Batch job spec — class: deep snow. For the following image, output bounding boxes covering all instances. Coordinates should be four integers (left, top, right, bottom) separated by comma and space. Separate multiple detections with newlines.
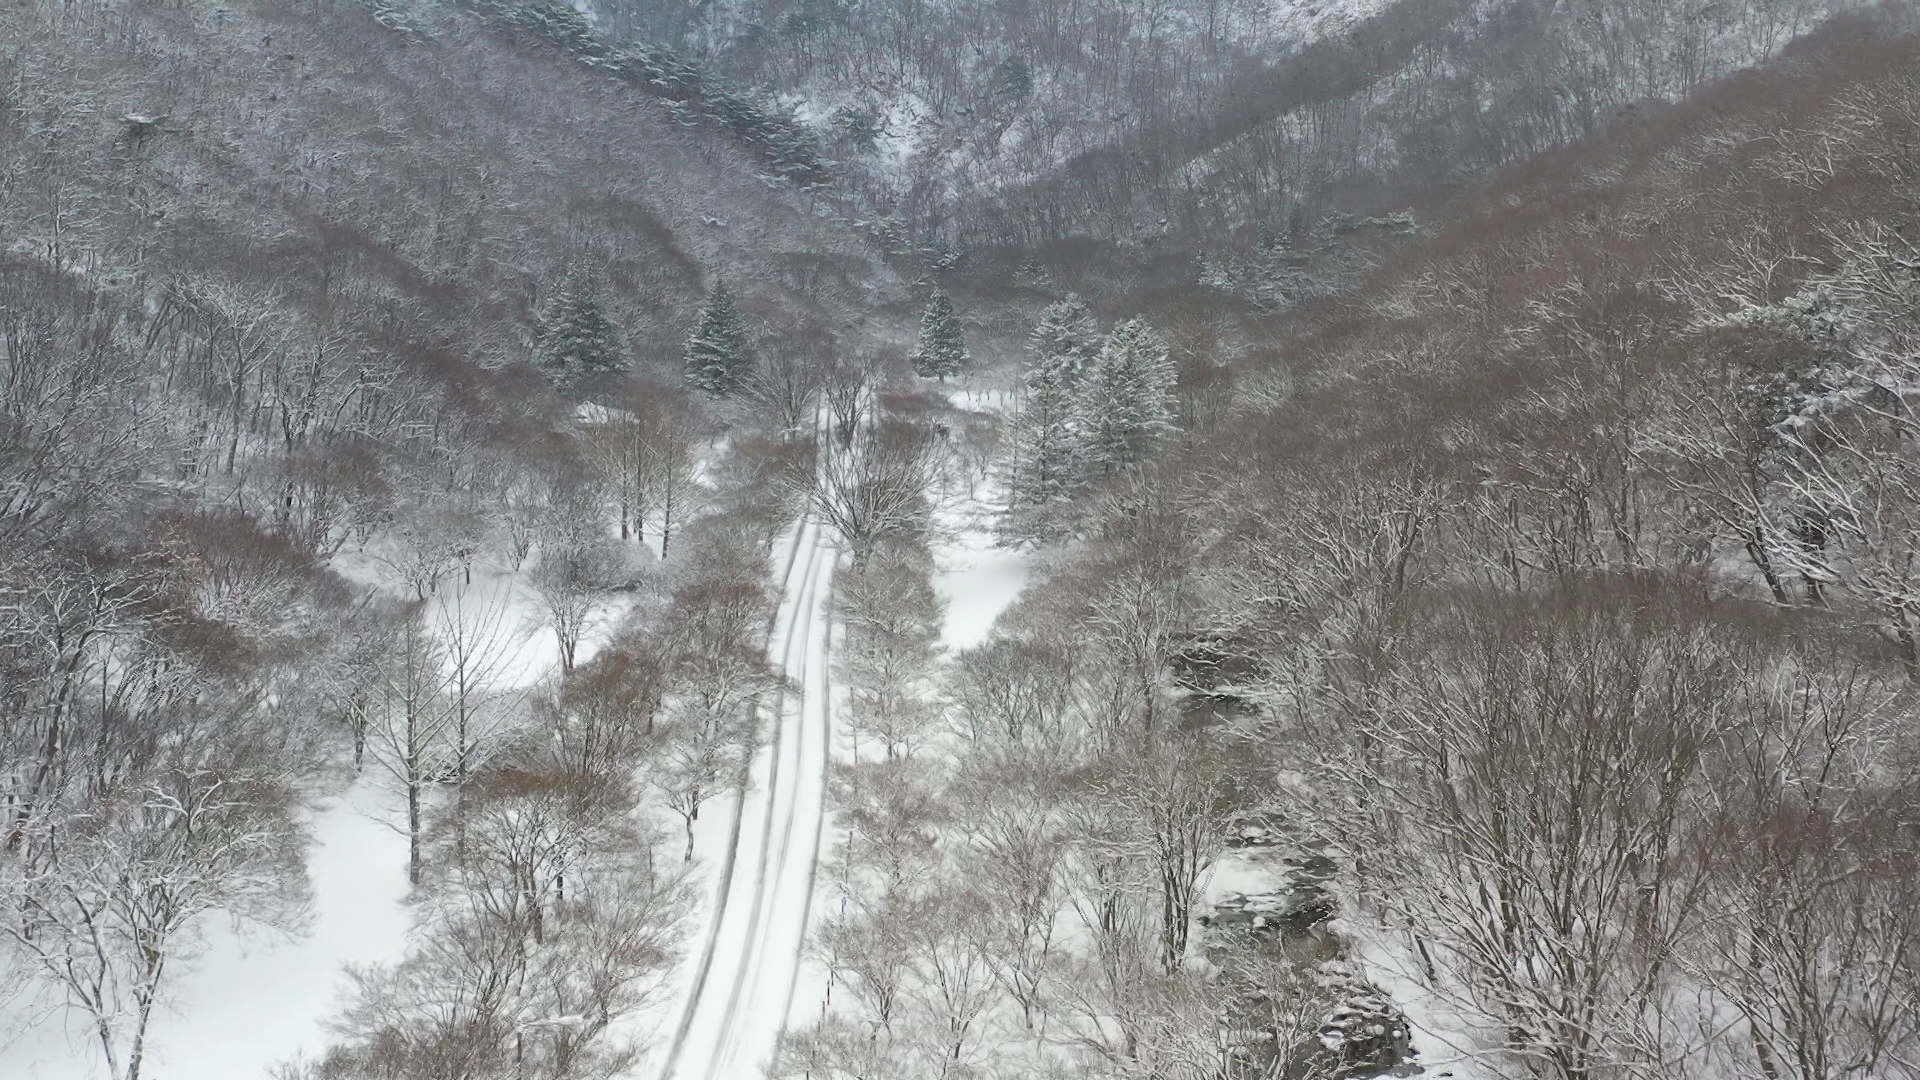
0, 783, 413, 1080
0, 389, 1034, 1080
934, 388, 1032, 649
0, 557, 630, 1079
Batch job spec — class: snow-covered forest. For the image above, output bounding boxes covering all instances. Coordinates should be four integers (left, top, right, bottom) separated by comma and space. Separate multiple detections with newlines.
4, 0, 1920, 1079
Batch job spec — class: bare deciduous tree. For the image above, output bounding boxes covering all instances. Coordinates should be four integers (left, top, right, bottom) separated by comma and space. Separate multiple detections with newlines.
361, 605, 456, 887
836, 542, 945, 761
657, 579, 778, 858
802, 415, 944, 566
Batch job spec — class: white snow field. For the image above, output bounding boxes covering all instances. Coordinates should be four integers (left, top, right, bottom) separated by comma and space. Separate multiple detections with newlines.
0, 552, 628, 1079
0, 396, 1003, 1080
651, 512, 839, 1080
0, 783, 413, 1080
932, 498, 1030, 650
937, 388, 1032, 650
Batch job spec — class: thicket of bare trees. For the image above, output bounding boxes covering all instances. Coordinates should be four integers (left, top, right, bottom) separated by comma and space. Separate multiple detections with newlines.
291, 520, 791, 1078
1167, 28, 1920, 1075
0, 0, 898, 1074
784, 12, 1920, 1079
12, 0, 1920, 1076
801, 406, 947, 564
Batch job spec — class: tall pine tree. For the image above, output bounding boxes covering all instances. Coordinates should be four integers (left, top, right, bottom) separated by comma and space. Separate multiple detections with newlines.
1076, 317, 1175, 478
1027, 294, 1100, 382
685, 282, 756, 397
911, 288, 968, 381
536, 275, 629, 395
1003, 296, 1102, 540
1003, 357, 1080, 542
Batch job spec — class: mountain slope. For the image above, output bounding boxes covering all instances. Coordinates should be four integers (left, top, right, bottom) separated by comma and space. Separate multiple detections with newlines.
587, 0, 1878, 248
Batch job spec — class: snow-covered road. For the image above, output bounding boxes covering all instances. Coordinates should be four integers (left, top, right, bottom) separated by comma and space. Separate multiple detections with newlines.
653, 510, 838, 1080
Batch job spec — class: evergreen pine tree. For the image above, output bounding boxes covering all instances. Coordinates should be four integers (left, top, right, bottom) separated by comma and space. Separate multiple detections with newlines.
535, 275, 630, 395
1002, 295, 1102, 540
1003, 355, 1081, 542
1027, 294, 1100, 382
684, 282, 756, 397
911, 288, 969, 381
1076, 317, 1175, 478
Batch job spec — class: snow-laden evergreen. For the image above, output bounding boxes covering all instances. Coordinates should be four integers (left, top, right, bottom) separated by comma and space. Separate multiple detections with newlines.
685, 282, 757, 397
911, 288, 968, 381
535, 275, 630, 394
1002, 302, 1182, 538
1076, 317, 1175, 478
1025, 293, 1100, 382
1002, 296, 1103, 540
1002, 363, 1080, 541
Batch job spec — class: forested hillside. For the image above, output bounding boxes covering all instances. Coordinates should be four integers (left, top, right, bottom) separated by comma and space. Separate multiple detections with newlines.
6, 0, 1920, 1079
775, 4, 1920, 1077
590, 0, 1879, 245
0, 0, 895, 1076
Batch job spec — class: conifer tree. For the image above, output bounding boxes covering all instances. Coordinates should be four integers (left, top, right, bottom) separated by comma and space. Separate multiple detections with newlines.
1076, 317, 1175, 478
685, 282, 756, 397
911, 288, 968, 382
1027, 294, 1100, 382
1003, 296, 1102, 540
1003, 357, 1081, 541
535, 275, 629, 394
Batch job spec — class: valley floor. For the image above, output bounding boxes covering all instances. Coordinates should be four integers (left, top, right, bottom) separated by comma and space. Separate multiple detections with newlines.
664, 386, 1036, 1078
0, 387, 1040, 1080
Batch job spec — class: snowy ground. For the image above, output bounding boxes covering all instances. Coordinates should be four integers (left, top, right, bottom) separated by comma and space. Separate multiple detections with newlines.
932, 508, 1030, 650
0, 547, 636, 1079
0, 783, 414, 1080
1342, 920, 1492, 1080
933, 388, 1032, 649
0, 390, 1032, 1080
647, 512, 838, 1080
147, 783, 414, 1076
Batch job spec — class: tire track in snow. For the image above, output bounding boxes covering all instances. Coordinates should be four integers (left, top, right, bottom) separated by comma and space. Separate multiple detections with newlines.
711, 528, 832, 1078
653, 509, 820, 1080
657, 407, 838, 1080
777, 560, 836, 1035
